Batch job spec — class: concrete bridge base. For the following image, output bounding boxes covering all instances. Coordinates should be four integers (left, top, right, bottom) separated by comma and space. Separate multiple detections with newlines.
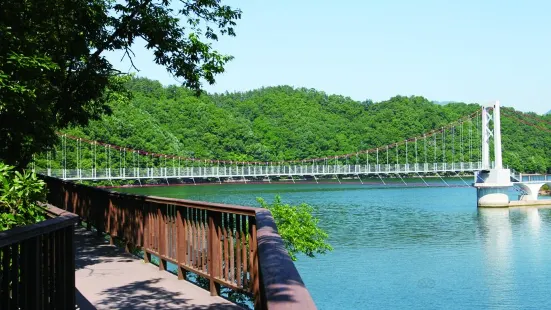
476, 187, 510, 207
474, 169, 513, 208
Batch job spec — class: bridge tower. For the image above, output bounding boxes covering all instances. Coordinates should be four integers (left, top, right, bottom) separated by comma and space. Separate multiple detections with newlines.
474, 101, 513, 207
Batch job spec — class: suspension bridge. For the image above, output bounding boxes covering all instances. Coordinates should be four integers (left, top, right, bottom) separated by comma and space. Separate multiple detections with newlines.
34, 113, 485, 183
32, 101, 551, 207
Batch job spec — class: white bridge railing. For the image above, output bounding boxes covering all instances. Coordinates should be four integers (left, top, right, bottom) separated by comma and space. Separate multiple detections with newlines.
37, 162, 483, 181
516, 174, 551, 183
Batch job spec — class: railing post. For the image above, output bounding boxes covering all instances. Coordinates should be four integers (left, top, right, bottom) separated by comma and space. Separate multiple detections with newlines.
64, 226, 76, 307
249, 216, 260, 308
176, 207, 188, 280
143, 203, 151, 264
208, 211, 221, 296
108, 198, 114, 244
31, 236, 43, 308
158, 207, 166, 271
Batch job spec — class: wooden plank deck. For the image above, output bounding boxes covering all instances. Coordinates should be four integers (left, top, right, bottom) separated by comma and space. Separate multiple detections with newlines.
74, 227, 242, 310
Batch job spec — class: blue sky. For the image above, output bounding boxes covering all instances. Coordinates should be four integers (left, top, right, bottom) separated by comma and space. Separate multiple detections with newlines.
105, 0, 551, 114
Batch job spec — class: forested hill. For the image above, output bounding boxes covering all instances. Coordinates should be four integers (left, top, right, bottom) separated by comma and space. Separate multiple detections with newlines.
63, 77, 551, 173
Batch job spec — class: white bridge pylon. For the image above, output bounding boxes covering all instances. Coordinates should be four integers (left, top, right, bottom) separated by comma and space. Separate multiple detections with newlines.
474, 101, 516, 207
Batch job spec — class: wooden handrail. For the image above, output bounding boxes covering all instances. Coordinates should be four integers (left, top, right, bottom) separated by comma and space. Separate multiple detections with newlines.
145, 195, 257, 216
41, 175, 317, 309
255, 209, 316, 309
42, 203, 79, 218
0, 205, 77, 308
0, 205, 78, 247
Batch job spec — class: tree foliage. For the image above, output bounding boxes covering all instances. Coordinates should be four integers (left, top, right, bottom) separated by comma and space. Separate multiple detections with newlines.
257, 196, 332, 261
0, 163, 46, 231
0, 0, 240, 168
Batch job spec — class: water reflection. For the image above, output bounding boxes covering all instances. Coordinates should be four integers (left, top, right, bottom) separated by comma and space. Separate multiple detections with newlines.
477, 208, 516, 308
525, 208, 543, 279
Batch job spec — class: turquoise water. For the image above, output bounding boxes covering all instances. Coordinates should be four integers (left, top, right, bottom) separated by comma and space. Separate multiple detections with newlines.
117, 182, 551, 309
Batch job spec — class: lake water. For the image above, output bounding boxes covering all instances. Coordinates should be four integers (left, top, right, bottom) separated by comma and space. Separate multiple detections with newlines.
117, 181, 551, 309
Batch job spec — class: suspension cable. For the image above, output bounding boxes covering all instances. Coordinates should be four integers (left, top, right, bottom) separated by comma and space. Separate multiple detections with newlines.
433, 133, 437, 163
452, 126, 455, 163
442, 127, 445, 162
477, 110, 481, 161
76, 138, 79, 173
423, 135, 427, 163
415, 137, 418, 164
469, 119, 473, 162
108, 145, 111, 175
460, 122, 464, 162
395, 143, 398, 165
63, 134, 67, 177
405, 140, 408, 165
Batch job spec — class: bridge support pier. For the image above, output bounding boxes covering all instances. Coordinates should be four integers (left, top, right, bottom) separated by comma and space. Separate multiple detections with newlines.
515, 182, 545, 201
474, 169, 512, 207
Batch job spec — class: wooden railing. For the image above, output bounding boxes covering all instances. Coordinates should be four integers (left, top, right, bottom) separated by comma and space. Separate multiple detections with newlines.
0, 205, 79, 309
42, 176, 316, 309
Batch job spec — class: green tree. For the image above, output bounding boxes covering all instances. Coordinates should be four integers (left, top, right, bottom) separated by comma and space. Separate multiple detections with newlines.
0, 0, 241, 169
257, 196, 332, 261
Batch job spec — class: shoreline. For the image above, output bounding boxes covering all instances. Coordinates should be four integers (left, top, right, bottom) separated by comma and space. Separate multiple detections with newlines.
509, 200, 551, 207
99, 180, 472, 189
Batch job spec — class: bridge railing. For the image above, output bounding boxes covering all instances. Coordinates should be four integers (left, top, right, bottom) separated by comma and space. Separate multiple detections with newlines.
0, 204, 79, 309
519, 174, 551, 182
36, 162, 483, 180
42, 176, 316, 309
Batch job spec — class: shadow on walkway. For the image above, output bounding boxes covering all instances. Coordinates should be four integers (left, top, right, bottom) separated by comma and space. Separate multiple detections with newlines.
75, 227, 134, 271
74, 226, 243, 309
94, 278, 242, 310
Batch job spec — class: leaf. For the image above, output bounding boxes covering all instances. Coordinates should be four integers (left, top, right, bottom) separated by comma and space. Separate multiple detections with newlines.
0, 163, 46, 231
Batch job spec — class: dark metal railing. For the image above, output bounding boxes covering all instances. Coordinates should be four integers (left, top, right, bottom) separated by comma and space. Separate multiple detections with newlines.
0, 205, 78, 309
42, 176, 316, 309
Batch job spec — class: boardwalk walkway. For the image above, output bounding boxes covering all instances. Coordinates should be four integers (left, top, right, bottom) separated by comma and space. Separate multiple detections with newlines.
74, 227, 242, 310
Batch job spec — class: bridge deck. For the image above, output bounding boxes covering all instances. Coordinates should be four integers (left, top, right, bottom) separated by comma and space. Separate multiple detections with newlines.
74, 227, 242, 310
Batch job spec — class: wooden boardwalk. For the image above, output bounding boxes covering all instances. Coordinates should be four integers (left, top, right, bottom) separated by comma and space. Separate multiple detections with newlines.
74, 227, 242, 310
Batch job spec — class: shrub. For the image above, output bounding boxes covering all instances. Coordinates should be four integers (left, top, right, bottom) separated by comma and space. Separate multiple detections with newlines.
0, 163, 46, 231
257, 195, 332, 261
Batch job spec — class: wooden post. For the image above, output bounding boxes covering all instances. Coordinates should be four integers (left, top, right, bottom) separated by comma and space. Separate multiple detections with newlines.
236, 215, 242, 288
143, 203, 150, 264
108, 197, 114, 244
30, 236, 42, 309
158, 207, 166, 271
241, 214, 248, 288
176, 207, 188, 280
249, 216, 260, 308
208, 210, 221, 296
65, 226, 76, 307
54, 229, 64, 308
229, 214, 235, 284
